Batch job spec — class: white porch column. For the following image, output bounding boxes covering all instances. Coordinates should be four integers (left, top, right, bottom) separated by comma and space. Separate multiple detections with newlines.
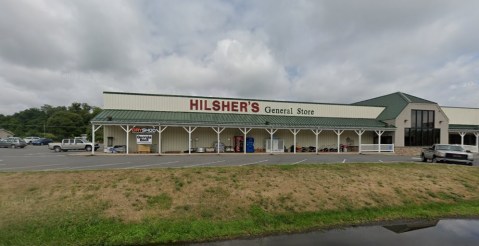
311, 129, 322, 154
239, 128, 252, 154
265, 128, 278, 154
459, 132, 467, 147
91, 124, 95, 155
289, 129, 301, 154
212, 127, 225, 154
334, 130, 344, 153
91, 124, 102, 155
354, 130, 365, 153
475, 132, 479, 150
120, 125, 133, 154
158, 126, 168, 155
183, 126, 197, 155
375, 130, 385, 153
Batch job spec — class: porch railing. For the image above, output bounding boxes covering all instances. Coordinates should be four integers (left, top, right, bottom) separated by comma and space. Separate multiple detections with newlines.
462, 145, 478, 153
361, 144, 395, 152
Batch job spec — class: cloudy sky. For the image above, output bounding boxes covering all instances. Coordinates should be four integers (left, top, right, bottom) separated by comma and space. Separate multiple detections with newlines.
1, 0, 478, 115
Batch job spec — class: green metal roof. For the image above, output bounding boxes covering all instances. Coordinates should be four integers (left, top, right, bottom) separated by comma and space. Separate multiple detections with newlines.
449, 124, 479, 131
353, 92, 437, 120
92, 109, 393, 129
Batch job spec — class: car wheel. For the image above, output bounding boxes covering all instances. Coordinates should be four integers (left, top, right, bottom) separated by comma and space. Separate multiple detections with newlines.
11, 144, 16, 149
421, 154, 427, 162
54, 146, 61, 152
85, 146, 92, 152
432, 156, 438, 163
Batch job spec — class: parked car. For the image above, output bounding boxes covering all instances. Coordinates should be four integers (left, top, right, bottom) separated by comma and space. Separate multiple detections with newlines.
32, 138, 54, 146
24, 136, 41, 144
421, 144, 474, 165
48, 138, 99, 152
0, 138, 27, 148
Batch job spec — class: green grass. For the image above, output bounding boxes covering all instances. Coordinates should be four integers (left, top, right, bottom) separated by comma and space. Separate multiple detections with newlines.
2, 200, 479, 246
1, 162, 479, 245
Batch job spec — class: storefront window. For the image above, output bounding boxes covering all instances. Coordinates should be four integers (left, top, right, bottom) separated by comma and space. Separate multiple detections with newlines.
449, 133, 477, 145
405, 110, 439, 146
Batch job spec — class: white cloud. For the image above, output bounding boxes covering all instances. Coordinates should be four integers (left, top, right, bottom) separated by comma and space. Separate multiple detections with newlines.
1, 0, 479, 115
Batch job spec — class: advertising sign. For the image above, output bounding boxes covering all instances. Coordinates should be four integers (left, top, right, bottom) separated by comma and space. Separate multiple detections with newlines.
136, 135, 152, 144
131, 127, 157, 134
105, 92, 385, 119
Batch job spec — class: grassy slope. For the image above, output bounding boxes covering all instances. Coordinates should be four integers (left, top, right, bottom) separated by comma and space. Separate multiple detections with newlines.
1, 163, 479, 245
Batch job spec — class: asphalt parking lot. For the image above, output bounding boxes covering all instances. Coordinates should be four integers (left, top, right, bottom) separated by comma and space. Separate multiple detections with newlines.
0, 145, 477, 172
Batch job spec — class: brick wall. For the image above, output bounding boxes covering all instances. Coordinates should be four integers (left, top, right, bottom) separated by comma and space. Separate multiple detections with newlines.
395, 147, 423, 156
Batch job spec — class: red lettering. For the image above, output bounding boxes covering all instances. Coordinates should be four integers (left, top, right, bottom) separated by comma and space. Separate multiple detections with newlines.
204, 100, 211, 110
190, 99, 199, 110
132, 127, 141, 133
222, 101, 231, 111
231, 101, 239, 112
251, 102, 259, 113
240, 102, 247, 112
212, 100, 220, 111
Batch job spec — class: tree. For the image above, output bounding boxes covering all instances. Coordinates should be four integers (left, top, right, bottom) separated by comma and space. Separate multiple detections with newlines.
1, 103, 101, 139
46, 111, 84, 139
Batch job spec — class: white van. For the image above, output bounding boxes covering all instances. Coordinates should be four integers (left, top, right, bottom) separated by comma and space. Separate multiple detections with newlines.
24, 136, 40, 144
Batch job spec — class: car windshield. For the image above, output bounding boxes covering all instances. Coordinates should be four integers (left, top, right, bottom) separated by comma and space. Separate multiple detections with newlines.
435, 145, 451, 150
450, 145, 465, 151
436, 145, 464, 151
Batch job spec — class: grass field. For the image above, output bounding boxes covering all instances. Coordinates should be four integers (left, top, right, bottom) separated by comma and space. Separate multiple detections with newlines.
1, 163, 479, 245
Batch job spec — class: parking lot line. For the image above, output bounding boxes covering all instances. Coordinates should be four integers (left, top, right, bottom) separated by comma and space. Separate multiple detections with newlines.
240, 160, 269, 166
59, 162, 134, 170
122, 161, 180, 169
292, 159, 308, 165
0, 163, 71, 171
185, 160, 226, 167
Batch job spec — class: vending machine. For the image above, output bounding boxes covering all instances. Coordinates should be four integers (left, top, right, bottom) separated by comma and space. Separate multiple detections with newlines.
234, 136, 243, 152
245, 137, 255, 153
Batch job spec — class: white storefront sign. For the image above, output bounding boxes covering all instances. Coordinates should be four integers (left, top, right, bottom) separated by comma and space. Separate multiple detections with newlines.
104, 92, 384, 119
136, 135, 153, 144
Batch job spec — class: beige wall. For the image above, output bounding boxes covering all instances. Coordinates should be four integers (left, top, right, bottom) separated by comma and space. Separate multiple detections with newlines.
442, 107, 479, 125
104, 93, 384, 119
393, 103, 449, 147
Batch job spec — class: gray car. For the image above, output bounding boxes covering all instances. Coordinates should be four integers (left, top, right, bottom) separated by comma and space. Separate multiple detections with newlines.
0, 138, 27, 148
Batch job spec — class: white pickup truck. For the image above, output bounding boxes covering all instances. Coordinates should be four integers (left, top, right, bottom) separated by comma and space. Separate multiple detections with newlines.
48, 138, 99, 152
421, 144, 474, 166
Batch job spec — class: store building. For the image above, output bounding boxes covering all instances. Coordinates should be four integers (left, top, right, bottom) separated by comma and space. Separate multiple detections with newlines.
90, 91, 479, 155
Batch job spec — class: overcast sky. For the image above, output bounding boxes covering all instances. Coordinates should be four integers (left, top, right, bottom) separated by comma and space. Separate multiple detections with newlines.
1, 0, 478, 115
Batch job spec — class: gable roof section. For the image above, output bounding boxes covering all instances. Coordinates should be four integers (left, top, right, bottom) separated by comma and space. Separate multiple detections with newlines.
92, 109, 393, 129
353, 92, 436, 120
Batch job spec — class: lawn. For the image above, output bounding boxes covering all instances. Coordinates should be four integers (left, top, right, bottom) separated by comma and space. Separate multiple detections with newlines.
1, 163, 478, 245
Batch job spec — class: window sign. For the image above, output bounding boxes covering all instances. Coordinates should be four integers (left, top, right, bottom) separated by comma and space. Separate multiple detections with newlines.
136, 135, 152, 144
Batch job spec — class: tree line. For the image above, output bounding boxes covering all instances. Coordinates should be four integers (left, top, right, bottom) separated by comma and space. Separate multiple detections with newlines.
0, 103, 102, 141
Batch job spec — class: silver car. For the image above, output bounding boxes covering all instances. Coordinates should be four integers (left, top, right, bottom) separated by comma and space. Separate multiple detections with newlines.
0, 138, 27, 148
